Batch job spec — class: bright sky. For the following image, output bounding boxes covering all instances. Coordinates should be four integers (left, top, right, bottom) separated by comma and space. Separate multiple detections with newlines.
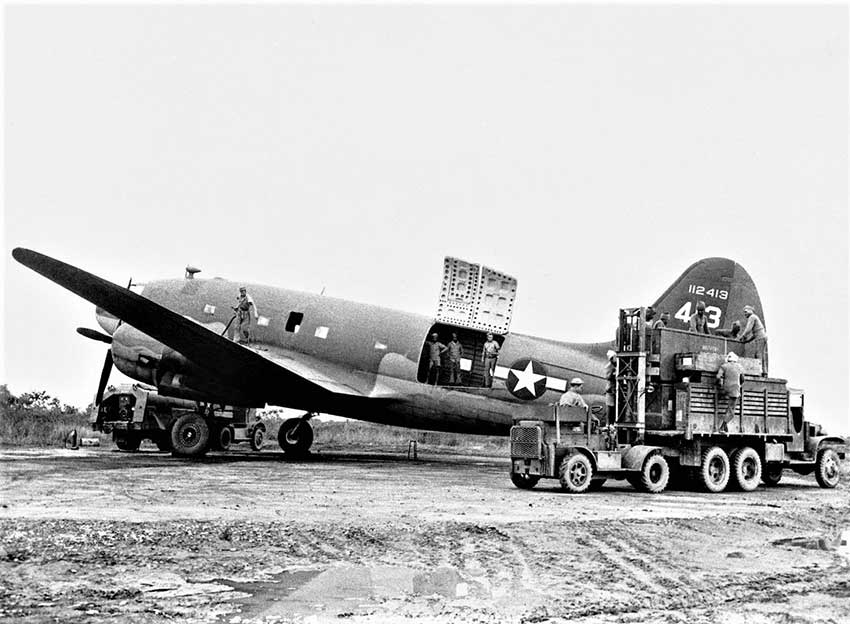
3, 6, 848, 433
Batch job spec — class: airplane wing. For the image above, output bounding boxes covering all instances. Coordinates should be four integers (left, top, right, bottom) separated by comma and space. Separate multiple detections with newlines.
12, 248, 337, 405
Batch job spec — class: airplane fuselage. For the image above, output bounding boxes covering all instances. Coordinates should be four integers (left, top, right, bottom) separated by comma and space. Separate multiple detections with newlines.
105, 277, 612, 435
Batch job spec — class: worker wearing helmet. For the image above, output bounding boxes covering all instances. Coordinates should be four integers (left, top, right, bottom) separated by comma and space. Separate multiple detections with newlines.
559, 378, 589, 410
716, 352, 745, 433
688, 301, 712, 335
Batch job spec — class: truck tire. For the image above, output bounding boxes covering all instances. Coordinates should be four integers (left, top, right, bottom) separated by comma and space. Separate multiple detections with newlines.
170, 413, 210, 457
731, 447, 762, 492
510, 472, 540, 490
216, 426, 233, 451
815, 448, 841, 489
761, 463, 783, 486
558, 452, 593, 493
638, 453, 670, 493
699, 446, 730, 493
250, 424, 266, 452
115, 433, 141, 451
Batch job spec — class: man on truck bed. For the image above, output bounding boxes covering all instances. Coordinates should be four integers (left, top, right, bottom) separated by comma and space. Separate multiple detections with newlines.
716, 352, 744, 433
689, 301, 712, 335
740, 305, 768, 376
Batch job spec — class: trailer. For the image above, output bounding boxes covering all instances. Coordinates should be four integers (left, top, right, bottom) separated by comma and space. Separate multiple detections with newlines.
510, 307, 846, 493
92, 385, 266, 457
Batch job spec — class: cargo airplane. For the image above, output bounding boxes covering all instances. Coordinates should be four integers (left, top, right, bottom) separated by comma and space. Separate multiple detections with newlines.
12, 249, 764, 456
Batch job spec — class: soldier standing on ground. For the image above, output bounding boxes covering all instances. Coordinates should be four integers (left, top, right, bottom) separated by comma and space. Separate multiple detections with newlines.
446, 333, 464, 385
689, 301, 712, 335
739, 305, 768, 376
482, 333, 500, 388
716, 352, 745, 433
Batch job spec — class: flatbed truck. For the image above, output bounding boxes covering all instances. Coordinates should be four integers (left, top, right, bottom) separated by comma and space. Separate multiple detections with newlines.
510, 307, 846, 493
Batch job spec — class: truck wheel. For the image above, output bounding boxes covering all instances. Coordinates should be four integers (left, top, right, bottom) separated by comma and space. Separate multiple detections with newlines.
115, 433, 141, 451
216, 426, 233, 451
278, 418, 313, 456
815, 448, 841, 489
639, 453, 670, 493
558, 452, 593, 493
170, 413, 210, 457
699, 446, 730, 493
510, 473, 540, 490
250, 424, 266, 452
731, 447, 761, 491
761, 463, 783, 486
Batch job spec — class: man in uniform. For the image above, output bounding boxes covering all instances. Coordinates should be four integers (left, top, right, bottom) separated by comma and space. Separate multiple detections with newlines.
427, 332, 448, 385
482, 333, 500, 388
232, 287, 258, 343
716, 352, 745, 433
739, 305, 768, 376
604, 350, 617, 426
689, 300, 711, 335
446, 333, 464, 385
559, 378, 598, 430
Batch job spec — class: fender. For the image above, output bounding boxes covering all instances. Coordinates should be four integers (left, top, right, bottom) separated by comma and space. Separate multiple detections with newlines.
807, 435, 848, 459
621, 445, 665, 471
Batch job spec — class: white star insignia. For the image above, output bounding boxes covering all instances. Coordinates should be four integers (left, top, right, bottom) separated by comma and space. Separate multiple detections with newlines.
510, 361, 546, 396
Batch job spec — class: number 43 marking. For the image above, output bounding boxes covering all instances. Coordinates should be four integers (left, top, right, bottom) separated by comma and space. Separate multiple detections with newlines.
674, 302, 722, 328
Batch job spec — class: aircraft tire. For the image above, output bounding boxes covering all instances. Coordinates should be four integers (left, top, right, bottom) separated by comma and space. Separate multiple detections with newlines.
250, 423, 266, 451
278, 418, 313, 456
510, 472, 540, 490
638, 453, 670, 493
815, 448, 841, 489
170, 413, 210, 457
115, 433, 141, 452
730, 447, 761, 491
761, 462, 783, 486
558, 452, 593, 494
699, 446, 730, 493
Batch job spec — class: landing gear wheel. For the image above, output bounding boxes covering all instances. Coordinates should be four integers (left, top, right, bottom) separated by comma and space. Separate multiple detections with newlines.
558, 452, 593, 493
731, 447, 762, 491
761, 463, 783, 486
510, 472, 540, 490
115, 433, 141, 451
699, 446, 730, 493
588, 478, 607, 491
277, 418, 314, 456
170, 413, 210, 457
815, 448, 841, 489
639, 453, 670, 493
250, 423, 266, 452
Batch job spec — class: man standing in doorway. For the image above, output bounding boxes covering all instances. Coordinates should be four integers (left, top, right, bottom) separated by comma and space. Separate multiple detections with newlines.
446, 333, 464, 385
427, 332, 448, 386
482, 333, 500, 388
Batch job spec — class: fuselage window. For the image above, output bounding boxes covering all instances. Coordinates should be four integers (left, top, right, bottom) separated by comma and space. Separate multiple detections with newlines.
285, 312, 304, 333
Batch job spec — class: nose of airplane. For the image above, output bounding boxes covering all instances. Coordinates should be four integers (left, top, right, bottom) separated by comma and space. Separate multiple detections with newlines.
95, 306, 120, 335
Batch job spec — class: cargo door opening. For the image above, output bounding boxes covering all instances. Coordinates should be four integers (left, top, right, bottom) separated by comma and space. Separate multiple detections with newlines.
416, 323, 504, 387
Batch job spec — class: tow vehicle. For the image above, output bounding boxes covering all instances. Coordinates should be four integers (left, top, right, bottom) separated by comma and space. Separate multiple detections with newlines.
510, 308, 846, 493
93, 384, 266, 456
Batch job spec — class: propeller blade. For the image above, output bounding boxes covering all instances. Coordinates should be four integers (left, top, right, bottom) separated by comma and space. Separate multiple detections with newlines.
77, 327, 113, 344
95, 350, 114, 406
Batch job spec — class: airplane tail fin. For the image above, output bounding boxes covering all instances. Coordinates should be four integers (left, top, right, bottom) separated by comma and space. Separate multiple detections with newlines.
651, 258, 764, 333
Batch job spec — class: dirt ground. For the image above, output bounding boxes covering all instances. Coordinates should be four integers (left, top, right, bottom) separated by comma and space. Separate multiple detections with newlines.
0, 443, 848, 624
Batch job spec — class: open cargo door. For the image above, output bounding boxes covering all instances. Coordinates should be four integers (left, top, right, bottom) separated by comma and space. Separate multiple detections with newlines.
435, 257, 517, 335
